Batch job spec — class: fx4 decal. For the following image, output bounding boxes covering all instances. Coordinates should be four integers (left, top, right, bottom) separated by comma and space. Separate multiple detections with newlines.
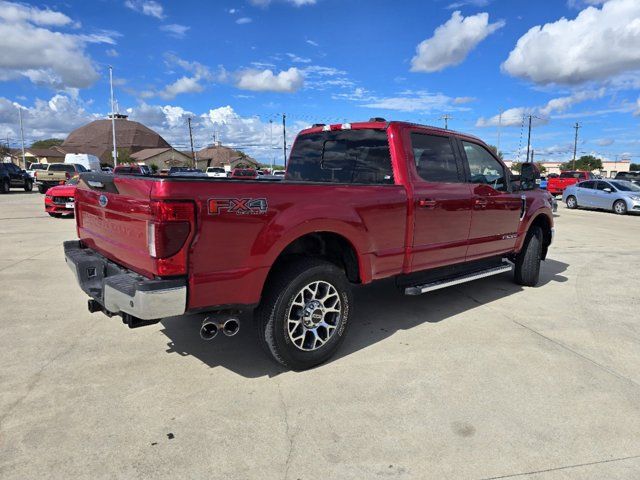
208, 198, 268, 215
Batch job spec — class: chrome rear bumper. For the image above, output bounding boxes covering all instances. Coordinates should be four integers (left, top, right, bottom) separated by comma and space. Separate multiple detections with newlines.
64, 240, 186, 320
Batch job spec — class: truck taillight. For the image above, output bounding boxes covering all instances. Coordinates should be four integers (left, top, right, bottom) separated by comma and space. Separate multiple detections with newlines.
148, 201, 195, 276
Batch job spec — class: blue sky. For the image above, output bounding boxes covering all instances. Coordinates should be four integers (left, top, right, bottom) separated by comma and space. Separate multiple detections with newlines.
1, 0, 639, 164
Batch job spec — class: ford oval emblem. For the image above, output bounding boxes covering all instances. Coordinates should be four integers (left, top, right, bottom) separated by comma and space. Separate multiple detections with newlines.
98, 194, 108, 207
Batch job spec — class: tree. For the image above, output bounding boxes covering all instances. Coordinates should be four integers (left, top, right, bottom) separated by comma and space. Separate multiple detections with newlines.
488, 145, 504, 161
560, 155, 602, 172
30, 138, 64, 149
630, 163, 640, 171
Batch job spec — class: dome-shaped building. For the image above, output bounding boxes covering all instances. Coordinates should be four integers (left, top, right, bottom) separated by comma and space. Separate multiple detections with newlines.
61, 114, 171, 164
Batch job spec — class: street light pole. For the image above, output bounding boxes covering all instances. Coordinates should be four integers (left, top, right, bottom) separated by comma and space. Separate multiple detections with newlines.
109, 66, 118, 167
572, 122, 581, 170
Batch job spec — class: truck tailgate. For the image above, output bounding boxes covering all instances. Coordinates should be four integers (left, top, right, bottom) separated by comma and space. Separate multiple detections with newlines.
75, 173, 159, 278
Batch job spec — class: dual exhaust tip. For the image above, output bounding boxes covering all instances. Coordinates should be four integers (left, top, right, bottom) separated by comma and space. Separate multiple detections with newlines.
200, 317, 240, 341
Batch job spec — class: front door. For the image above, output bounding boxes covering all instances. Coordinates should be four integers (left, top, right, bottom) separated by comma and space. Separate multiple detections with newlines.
409, 131, 472, 271
575, 180, 597, 207
460, 140, 523, 260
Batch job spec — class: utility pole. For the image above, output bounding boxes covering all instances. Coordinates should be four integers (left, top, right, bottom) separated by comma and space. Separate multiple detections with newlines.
18, 107, 26, 170
440, 114, 452, 130
525, 114, 533, 163
572, 122, 581, 170
109, 66, 118, 167
188, 117, 196, 168
530, 149, 534, 164
269, 119, 274, 172
496, 108, 503, 152
282, 113, 287, 167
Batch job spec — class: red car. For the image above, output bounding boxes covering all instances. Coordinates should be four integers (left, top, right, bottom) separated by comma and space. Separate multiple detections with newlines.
230, 168, 258, 179
45, 178, 77, 217
547, 170, 594, 196
65, 119, 554, 370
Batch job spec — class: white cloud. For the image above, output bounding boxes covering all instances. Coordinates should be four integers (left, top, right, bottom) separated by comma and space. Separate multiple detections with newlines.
595, 138, 615, 146
0, 0, 72, 26
454, 96, 475, 104
0, 2, 117, 89
306, 39, 319, 47
236, 67, 304, 92
411, 11, 505, 72
158, 76, 204, 99
286, 53, 311, 63
236, 17, 252, 24
106, 49, 119, 57
334, 88, 465, 114
503, 0, 640, 85
250, 0, 317, 6
477, 90, 605, 127
124, 0, 165, 19
635, 96, 640, 116
566, 0, 608, 8
447, 0, 490, 9
0, 94, 98, 142
160, 24, 190, 38
127, 103, 301, 163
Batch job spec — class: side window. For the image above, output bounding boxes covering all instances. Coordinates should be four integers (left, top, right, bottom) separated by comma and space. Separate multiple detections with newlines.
580, 181, 595, 189
76, 164, 87, 172
410, 133, 461, 183
597, 181, 613, 191
462, 141, 507, 192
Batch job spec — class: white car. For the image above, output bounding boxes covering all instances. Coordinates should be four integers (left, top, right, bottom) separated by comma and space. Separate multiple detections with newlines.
206, 167, 227, 178
27, 163, 47, 179
273, 170, 285, 177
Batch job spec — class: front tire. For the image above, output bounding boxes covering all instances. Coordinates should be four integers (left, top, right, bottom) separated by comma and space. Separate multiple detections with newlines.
24, 180, 33, 192
37, 184, 46, 194
514, 226, 543, 287
256, 258, 353, 370
1, 179, 9, 194
613, 200, 627, 215
566, 195, 578, 209
48, 212, 62, 218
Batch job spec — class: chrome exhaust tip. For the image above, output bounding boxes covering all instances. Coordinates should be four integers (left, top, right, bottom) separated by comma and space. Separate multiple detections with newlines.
222, 318, 240, 337
200, 319, 219, 341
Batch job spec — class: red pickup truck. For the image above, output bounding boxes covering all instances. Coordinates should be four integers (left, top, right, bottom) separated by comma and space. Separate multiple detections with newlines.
64, 120, 554, 370
547, 170, 594, 196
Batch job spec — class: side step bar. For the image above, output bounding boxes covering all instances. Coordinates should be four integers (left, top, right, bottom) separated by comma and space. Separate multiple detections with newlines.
404, 262, 513, 296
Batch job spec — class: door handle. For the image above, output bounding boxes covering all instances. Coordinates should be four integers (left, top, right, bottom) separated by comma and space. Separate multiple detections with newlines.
474, 198, 489, 209
418, 199, 437, 209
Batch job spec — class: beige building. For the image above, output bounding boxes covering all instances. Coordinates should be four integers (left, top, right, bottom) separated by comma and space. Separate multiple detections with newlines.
130, 148, 193, 171
196, 143, 259, 171
505, 159, 631, 178
23, 147, 66, 167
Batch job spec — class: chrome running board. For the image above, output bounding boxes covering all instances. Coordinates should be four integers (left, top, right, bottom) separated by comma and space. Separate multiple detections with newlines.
404, 262, 513, 296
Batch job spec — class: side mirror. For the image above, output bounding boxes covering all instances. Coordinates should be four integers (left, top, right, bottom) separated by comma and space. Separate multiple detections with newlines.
603, 187, 612, 193
519, 163, 540, 191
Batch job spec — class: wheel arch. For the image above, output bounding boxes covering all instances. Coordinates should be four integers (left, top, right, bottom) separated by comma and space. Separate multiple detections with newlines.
527, 213, 553, 260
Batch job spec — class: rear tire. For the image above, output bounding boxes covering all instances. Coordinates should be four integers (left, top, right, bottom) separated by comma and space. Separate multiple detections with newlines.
514, 226, 543, 287
48, 212, 62, 218
37, 184, 47, 194
566, 195, 578, 209
613, 200, 627, 215
1, 179, 9, 194
255, 258, 353, 370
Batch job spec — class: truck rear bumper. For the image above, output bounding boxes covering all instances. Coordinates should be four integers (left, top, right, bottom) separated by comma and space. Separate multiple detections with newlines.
64, 240, 186, 320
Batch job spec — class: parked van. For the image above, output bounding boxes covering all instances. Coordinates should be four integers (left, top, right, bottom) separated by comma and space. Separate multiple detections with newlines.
64, 153, 101, 172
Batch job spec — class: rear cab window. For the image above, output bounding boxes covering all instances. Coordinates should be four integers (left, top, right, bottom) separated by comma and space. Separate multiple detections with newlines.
410, 133, 462, 183
286, 129, 394, 184
49, 164, 76, 172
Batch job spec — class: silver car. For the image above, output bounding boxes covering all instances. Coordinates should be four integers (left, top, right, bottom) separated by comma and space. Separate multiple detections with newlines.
563, 179, 640, 215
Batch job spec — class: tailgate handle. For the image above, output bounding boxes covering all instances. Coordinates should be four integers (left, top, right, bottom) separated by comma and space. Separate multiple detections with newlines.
87, 180, 105, 188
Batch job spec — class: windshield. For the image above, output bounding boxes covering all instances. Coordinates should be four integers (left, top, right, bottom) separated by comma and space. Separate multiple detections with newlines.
611, 180, 640, 192
67, 177, 80, 186
30, 164, 46, 170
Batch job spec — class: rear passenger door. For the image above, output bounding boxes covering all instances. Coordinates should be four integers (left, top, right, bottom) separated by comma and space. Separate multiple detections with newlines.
409, 131, 472, 271
459, 140, 523, 260
575, 181, 596, 207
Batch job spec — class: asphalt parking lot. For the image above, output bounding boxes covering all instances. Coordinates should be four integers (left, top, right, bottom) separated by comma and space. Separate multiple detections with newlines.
1, 191, 639, 480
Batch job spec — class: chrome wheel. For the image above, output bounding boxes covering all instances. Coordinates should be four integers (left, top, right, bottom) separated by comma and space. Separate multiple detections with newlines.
614, 200, 626, 215
566, 196, 577, 209
287, 280, 342, 351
